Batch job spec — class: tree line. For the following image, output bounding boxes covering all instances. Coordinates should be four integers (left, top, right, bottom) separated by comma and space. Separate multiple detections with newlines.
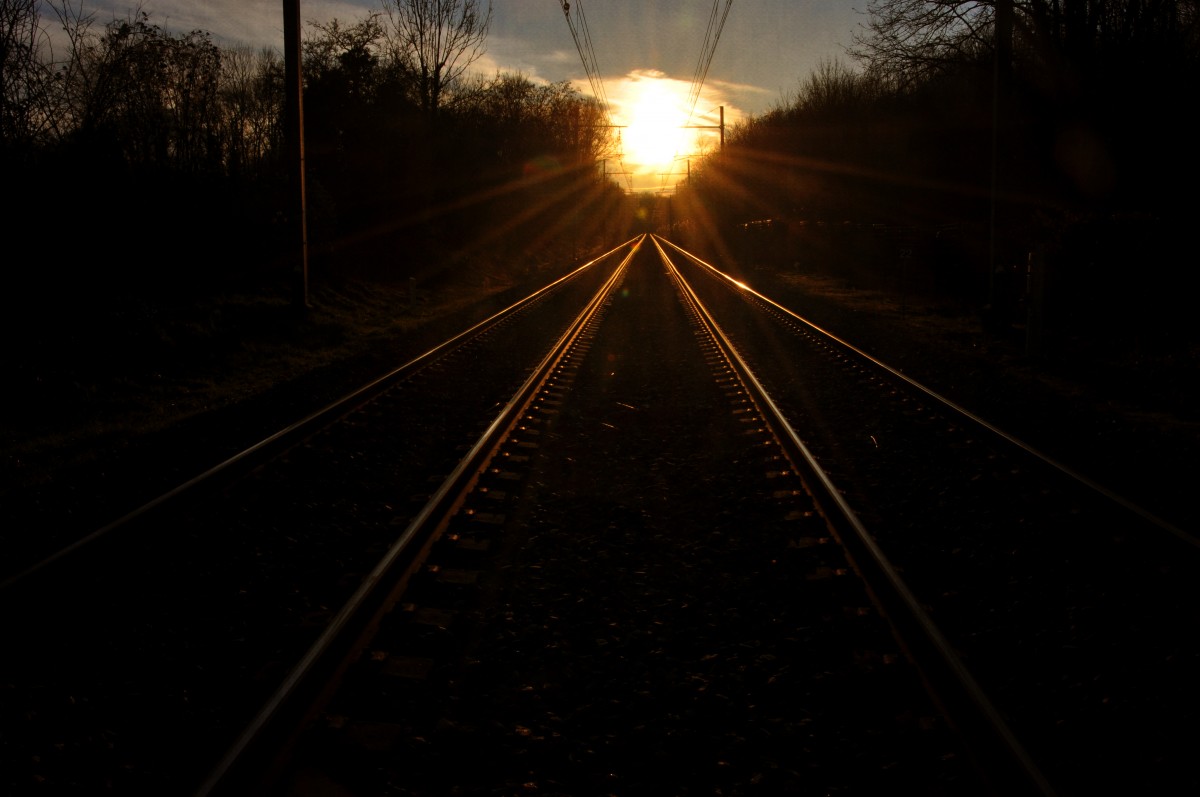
676, 0, 1199, 358
1, 0, 624, 306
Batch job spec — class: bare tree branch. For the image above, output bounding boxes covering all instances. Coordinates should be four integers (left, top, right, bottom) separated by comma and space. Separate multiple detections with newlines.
380, 0, 492, 119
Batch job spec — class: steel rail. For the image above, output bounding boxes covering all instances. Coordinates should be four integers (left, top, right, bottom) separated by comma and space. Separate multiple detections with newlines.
1, 240, 640, 594
196, 237, 643, 796
652, 235, 1057, 797
654, 235, 1197, 550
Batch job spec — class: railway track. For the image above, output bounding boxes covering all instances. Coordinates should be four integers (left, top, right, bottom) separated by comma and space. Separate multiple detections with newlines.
4, 235, 1195, 795
659, 237, 1200, 795
0, 244, 629, 794
204, 238, 1037, 796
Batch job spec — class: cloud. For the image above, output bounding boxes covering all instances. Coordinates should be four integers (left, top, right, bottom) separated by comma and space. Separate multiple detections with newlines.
38, 0, 856, 117
65, 0, 376, 49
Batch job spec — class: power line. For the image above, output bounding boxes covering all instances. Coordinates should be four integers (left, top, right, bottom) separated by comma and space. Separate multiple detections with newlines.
557, 1, 607, 109
656, 1, 731, 189
557, 2, 733, 193
685, 0, 733, 123
557, 1, 632, 190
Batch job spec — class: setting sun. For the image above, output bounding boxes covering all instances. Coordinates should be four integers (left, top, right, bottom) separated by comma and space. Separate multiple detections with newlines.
621, 80, 689, 170
608, 70, 710, 191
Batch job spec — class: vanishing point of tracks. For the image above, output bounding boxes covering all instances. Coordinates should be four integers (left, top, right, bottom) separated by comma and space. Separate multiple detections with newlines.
3, 236, 1197, 796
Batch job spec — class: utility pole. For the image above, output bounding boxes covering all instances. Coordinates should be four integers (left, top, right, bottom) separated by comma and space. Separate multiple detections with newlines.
283, 0, 310, 310
600, 158, 633, 186
683, 106, 725, 151
679, 157, 691, 184
988, 0, 1013, 323
657, 160, 689, 191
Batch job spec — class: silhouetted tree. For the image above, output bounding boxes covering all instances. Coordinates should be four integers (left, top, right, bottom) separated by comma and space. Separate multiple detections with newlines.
0, 0, 48, 150
50, 9, 223, 172
851, 0, 1200, 213
380, 0, 492, 120
218, 45, 282, 177
298, 14, 427, 259
850, 0, 996, 87
853, 0, 1200, 89
451, 73, 610, 172
304, 14, 386, 84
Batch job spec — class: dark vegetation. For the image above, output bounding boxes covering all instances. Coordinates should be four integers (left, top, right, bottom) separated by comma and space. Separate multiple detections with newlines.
1, 0, 1197, 510
0, 1, 632, 487
674, 0, 1199, 408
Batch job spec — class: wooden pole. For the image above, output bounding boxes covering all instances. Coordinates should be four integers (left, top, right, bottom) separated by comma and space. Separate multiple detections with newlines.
283, 0, 310, 309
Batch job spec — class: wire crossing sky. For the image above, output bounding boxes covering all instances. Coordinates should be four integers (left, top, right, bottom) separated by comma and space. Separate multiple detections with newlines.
685, 0, 734, 123
556, 0, 609, 112
555, 0, 634, 190
76, 1, 861, 115
550, 1, 739, 191
74, 1, 866, 189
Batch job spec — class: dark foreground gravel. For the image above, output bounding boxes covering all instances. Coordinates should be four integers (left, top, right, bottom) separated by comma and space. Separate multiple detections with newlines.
282, 245, 990, 796
7, 239, 1195, 796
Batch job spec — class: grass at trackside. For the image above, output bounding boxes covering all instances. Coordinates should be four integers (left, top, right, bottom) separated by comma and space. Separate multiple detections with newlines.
2, 275, 507, 491
6, 252, 1195, 511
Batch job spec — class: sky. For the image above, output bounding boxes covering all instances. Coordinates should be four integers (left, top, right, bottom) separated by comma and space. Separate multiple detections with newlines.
66, 1, 869, 191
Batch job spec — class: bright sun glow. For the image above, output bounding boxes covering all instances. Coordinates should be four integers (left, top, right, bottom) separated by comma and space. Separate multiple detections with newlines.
609, 72, 702, 190
604, 70, 732, 193
621, 81, 690, 170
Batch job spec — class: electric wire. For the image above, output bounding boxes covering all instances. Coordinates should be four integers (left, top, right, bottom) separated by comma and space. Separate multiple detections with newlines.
557, 1, 632, 191
664, 0, 732, 190
685, 1, 718, 115
557, 1, 733, 194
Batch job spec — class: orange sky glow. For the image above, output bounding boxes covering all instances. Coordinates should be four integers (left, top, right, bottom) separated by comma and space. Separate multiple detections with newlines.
602, 70, 735, 194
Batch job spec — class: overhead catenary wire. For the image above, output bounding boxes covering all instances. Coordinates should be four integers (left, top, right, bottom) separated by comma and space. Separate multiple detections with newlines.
661, 0, 732, 190
557, 1, 607, 110
557, 1, 734, 194
685, 0, 733, 124
557, 0, 632, 190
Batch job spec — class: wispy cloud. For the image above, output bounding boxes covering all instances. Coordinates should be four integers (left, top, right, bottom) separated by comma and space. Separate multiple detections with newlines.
41, 0, 860, 118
